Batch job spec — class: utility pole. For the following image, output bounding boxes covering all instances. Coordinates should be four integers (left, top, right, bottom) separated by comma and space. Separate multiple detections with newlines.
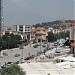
20, 40, 24, 58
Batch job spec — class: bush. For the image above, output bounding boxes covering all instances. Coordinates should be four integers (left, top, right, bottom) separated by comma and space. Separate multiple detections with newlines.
0, 64, 26, 75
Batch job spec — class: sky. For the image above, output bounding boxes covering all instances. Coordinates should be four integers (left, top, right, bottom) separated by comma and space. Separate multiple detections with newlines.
3, 0, 74, 26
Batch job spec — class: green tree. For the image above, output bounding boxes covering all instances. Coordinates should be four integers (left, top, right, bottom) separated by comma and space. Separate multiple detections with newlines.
0, 38, 7, 50
0, 64, 26, 75
2, 34, 21, 49
60, 31, 69, 39
48, 32, 57, 42
64, 40, 71, 46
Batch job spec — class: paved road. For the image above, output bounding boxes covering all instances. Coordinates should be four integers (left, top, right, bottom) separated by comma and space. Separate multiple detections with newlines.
0, 43, 53, 66
0, 42, 70, 67
0, 42, 57, 68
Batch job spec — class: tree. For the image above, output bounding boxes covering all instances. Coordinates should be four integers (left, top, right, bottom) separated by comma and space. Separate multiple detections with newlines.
59, 31, 69, 39
64, 40, 71, 46
0, 64, 26, 75
1, 34, 21, 49
48, 32, 57, 42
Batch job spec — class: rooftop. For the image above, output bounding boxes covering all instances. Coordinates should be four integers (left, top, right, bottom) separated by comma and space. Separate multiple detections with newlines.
36, 27, 45, 31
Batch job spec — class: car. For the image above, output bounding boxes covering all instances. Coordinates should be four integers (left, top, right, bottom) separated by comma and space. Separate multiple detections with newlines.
64, 46, 70, 48
44, 42, 47, 44
30, 55, 35, 58
14, 54, 20, 57
33, 45, 38, 48
24, 57, 31, 60
7, 62, 13, 66
52, 45, 56, 48
1, 65, 5, 69
37, 44, 41, 46
42, 44, 46, 47
54, 44, 58, 46
15, 61, 19, 64
37, 51, 42, 55
3, 53, 8, 56
24, 55, 35, 60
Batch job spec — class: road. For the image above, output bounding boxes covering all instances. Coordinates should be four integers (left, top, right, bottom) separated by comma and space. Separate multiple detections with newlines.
0, 43, 53, 66
0, 42, 70, 68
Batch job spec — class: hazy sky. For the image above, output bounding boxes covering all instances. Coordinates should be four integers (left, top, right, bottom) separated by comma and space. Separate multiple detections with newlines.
3, 0, 74, 26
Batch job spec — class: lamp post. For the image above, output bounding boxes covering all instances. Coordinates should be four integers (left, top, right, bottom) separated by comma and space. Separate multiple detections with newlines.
7, 35, 10, 50
20, 40, 24, 58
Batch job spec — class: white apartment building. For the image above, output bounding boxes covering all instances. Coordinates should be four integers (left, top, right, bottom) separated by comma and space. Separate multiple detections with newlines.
13, 25, 35, 40
47, 27, 61, 34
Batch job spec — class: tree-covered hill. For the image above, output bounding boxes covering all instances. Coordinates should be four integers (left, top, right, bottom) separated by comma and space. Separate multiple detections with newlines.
33, 19, 74, 29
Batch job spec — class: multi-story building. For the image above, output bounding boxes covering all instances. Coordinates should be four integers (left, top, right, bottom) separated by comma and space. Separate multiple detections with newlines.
13, 25, 35, 40
70, 22, 75, 57
33, 27, 48, 42
47, 27, 61, 34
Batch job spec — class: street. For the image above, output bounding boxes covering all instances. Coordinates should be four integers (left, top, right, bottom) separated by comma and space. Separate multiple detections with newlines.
0, 43, 49, 66
0, 42, 69, 67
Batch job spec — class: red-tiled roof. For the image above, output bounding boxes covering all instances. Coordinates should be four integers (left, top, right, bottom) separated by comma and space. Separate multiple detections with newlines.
36, 27, 45, 31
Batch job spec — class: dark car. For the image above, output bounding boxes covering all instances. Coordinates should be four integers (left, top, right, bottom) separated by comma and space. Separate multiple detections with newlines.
42, 44, 46, 47
7, 62, 13, 66
37, 51, 42, 55
14, 54, 20, 57
24, 57, 31, 60
24, 55, 35, 60
33, 45, 38, 48
37, 44, 41, 46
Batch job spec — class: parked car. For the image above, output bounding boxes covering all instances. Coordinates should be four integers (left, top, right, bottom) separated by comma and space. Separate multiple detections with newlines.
1, 65, 5, 69
14, 54, 20, 57
42, 44, 46, 47
37, 51, 42, 55
24, 57, 31, 60
44, 42, 47, 44
64, 46, 70, 48
3, 53, 8, 56
33, 45, 38, 48
7, 62, 13, 66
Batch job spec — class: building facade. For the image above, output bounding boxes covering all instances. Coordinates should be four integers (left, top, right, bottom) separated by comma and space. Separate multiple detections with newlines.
34, 27, 48, 42
70, 22, 75, 57
13, 25, 35, 40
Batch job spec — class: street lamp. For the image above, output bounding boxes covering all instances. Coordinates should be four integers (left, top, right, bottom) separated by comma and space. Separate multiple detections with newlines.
7, 35, 10, 50
20, 40, 24, 58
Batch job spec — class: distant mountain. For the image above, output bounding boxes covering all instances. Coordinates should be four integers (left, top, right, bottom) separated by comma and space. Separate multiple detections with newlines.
33, 19, 74, 29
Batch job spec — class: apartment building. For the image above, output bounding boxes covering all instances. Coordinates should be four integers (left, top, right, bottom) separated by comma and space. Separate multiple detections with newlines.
47, 27, 61, 34
13, 25, 35, 40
